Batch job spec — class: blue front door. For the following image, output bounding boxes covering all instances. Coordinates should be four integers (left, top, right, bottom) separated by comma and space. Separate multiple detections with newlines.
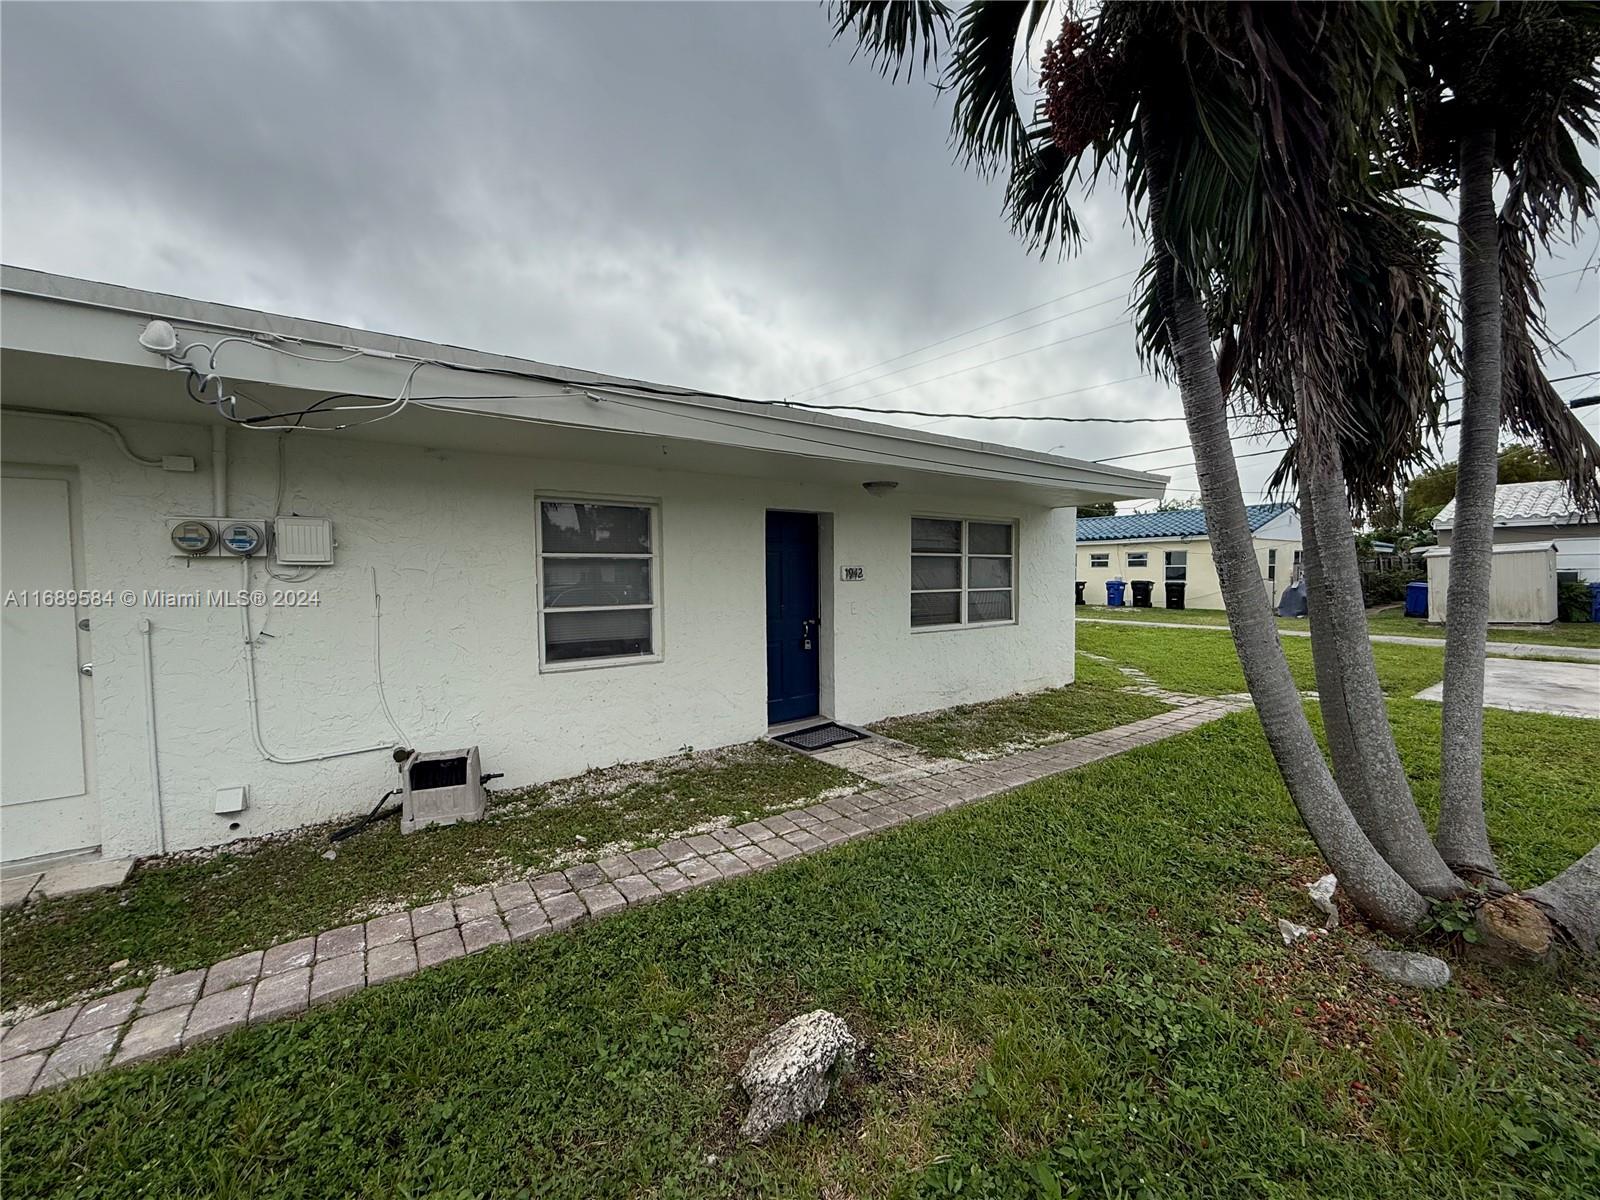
765, 511, 820, 724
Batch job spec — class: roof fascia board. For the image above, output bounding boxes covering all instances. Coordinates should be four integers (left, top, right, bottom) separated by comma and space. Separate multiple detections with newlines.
1, 272, 1165, 500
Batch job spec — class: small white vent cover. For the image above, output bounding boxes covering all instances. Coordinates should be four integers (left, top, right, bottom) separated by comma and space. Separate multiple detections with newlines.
273, 517, 334, 565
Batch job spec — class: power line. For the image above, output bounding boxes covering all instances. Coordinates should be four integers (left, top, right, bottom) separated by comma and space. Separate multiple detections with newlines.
773, 399, 1186, 423
1088, 370, 1600, 463
1552, 313, 1598, 348
836, 266, 1592, 426
910, 370, 1157, 428
786, 269, 1135, 399
1142, 392, 1599, 477
798, 293, 1127, 402
776, 318, 1132, 408
775, 368, 1600, 430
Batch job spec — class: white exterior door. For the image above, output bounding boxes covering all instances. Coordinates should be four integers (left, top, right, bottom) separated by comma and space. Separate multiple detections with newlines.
2, 471, 100, 863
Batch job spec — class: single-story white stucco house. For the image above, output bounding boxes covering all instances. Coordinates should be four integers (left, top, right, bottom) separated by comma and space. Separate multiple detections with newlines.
0, 267, 1164, 868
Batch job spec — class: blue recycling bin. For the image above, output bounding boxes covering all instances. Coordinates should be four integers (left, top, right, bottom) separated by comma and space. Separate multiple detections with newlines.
1404, 580, 1429, 618
1105, 579, 1127, 607
1590, 580, 1600, 622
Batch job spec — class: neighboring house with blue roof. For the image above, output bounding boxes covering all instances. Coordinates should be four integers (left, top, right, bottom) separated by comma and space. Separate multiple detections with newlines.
1076, 502, 1302, 610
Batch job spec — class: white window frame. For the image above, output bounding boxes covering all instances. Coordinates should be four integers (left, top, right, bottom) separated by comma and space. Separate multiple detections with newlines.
1089, 552, 1110, 569
910, 516, 1018, 632
1164, 550, 1188, 582
1126, 551, 1149, 568
536, 495, 663, 672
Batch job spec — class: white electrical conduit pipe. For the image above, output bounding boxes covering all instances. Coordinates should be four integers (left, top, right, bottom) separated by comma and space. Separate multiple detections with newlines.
371, 567, 411, 746
238, 558, 398, 765
7, 408, 195, 471
212, 424, 227, 514
138, 618, 167, 856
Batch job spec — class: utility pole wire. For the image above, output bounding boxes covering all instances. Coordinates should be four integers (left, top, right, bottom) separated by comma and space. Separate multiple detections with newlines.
796, 294, 1127, 402
785, 268, 1134, 399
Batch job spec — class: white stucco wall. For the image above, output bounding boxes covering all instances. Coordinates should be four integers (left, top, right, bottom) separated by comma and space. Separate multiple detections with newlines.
2, 411, 1077, 858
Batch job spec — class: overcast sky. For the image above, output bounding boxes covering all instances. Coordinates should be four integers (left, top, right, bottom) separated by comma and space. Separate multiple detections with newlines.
4, 2, 1596, 507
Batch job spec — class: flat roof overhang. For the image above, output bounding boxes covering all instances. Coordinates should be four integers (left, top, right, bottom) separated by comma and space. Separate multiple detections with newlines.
1, 270, 1167, 509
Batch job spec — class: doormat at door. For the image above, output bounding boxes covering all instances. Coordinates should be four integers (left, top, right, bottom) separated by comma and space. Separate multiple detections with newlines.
774, 722, 869, 752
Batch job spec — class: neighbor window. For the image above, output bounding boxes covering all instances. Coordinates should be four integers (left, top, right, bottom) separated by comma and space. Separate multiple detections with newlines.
1164, 550, 1188, 582
911, 517, 1016, 628
1089, 552, 1110, 569
1126, 551, 1148, 568
538, 500, 658, 665
1267, 549, 1277, 582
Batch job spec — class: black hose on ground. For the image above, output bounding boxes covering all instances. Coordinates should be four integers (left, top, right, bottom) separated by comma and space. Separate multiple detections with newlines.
330, 787, 402, 843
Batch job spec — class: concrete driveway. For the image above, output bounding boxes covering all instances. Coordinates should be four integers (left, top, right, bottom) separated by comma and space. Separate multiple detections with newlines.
1413, 658, 1600, 720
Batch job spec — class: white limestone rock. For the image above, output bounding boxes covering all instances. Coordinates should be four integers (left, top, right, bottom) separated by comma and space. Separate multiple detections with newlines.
737, 1009, 857, 1142
1363, 948, 1451, 990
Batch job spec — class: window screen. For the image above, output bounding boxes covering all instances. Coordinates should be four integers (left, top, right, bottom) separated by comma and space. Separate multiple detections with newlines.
539, 501, 657, 663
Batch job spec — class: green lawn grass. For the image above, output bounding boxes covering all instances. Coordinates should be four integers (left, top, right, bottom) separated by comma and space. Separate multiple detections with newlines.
1083, 602, 1600, 649
1076, 621, 1449, 697
0, 741, 857, 1012
4, 628, 1596, 1197
870, 655, 1170, 759
1362, 608, 1600, 647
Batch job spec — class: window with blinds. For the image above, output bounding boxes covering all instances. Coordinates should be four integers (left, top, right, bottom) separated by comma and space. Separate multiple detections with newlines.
538, 500, 659, 665
911, 517, 1016, 628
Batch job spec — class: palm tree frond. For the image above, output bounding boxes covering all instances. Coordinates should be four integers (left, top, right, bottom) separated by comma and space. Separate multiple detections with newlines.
829, 1, 953, 81
1002, 133, 1084, 253
948, 0, 1052, 171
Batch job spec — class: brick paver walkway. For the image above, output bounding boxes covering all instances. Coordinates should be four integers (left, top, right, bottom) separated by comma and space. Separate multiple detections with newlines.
0, 697, 1242, 1102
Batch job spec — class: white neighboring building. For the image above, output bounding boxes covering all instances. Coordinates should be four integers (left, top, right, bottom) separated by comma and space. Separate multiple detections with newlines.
1432, 480, 1600, 581
0, 267, 1164, 866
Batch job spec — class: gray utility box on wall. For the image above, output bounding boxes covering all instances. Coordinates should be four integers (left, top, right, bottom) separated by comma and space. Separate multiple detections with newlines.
400, 746, 486, 835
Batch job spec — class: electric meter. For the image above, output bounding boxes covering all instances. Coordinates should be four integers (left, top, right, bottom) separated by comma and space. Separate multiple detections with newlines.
170, 519, 217, 555
218, 521, 266, 556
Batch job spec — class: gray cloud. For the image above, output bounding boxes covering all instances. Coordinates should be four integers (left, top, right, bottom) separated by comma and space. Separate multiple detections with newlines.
4, 2, 1596, 504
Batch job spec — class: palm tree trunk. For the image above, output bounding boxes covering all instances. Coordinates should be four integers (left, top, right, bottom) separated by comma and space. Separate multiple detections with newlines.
1141, 118, 1428, 934
1297, 385, 1466, 899
1525, 844, 1600, 954
1437, 125, 1506, 886
1299, 482, 1369, 814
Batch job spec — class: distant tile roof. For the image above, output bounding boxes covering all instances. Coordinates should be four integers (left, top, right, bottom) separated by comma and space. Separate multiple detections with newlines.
1076, 502, 1293, 542
1432, 480, 1596, 529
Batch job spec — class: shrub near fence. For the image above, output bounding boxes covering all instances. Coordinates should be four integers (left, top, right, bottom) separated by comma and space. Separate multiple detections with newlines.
1557, 580, 1593, 622
1360, 565, 1426, 606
